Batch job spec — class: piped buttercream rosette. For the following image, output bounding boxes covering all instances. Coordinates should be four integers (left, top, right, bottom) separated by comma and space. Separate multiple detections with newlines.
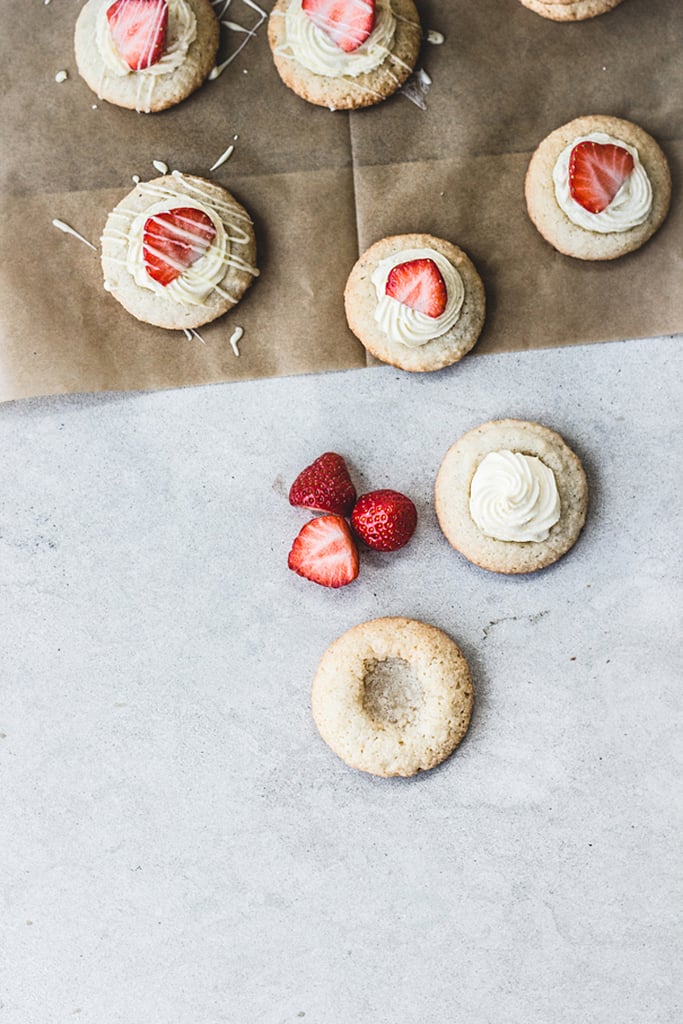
371, 248, 465, 348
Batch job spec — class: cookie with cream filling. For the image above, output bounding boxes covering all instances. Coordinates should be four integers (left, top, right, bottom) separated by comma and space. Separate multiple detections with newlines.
101, 173, 258, 330
344, 233, 486, 372
268, 0, 422, 110
525, 115, 671, 260
75, 0, 219, 113
435, 419, 588, 574
517, 0, 625, 21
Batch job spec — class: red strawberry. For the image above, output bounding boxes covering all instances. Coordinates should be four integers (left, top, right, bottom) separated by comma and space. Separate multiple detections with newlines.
351, 489, 417, 552
385, 258, 447, 319
568, 141, 635, 215
106, 0, 168, 71
302, 0, 375, 53
289, 452, 357, 517
288, 515, 360, 588
142, 207, 216, 287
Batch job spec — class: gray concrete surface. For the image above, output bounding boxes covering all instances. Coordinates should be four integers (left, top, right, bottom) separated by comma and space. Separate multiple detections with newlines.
1, 336, 681, 1023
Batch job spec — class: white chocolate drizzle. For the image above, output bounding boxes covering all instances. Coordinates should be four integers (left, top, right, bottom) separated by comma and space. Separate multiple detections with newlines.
426, 29, 444, 45
209, 0, 267, 79
152, 159, 169, 174
52, 219, 98, 251
229, 325, 244, 356
209, 144, 235, 171
101, 171, 259, 308
183, 327, 206, 344
55, 70, 68, 83
95, 0, 198, 114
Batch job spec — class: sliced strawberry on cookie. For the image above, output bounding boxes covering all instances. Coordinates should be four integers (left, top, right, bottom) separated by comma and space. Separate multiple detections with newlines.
302, 0, 376, 53
568, 141, 635, 215
142, 207, 217, 287
288, 515, 360, 588
106, 0, 169, 72
351, 489, 417, 552
289, 452, 357, 517
385, 258, 447, 319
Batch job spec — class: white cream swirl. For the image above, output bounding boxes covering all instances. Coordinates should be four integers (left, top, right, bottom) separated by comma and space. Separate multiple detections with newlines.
282, 0, 395, 78
96, 0, 197, 78
469, 451, 561, 543
553, 131, 653, 234
371, 248, 465, 348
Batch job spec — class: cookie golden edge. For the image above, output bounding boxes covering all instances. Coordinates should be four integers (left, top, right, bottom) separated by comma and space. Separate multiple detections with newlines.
75, 0, 220, 113
100, 174, 258, 330
525, 114, 672, 261
312, 617, 474, 778
435, 419, 589, 575
267, 0, 422, 110
517, 0, 625, 20
344, 233, 486, 372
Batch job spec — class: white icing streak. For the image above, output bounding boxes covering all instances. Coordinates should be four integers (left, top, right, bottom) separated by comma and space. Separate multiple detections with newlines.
52, 219, 98, 251
209, 143, 235, 171
152, 159, 169, 174
209, 0, 267, 79
229, 325, 244, 356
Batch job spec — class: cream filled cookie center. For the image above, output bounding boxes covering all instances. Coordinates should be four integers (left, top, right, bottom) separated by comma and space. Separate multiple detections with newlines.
371, 247, 465, 347
553, 131, 653, 234
96, 0, 197, 78
362, 657, 423, 728
281, 0, 396, 78
469, 450, 561, 543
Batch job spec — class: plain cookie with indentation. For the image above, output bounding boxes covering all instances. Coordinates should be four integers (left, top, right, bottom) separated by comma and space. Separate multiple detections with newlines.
75, 0, 220, 113
312, 617, 474, 778
268, 0, 422, 110
435, 419, 588, 574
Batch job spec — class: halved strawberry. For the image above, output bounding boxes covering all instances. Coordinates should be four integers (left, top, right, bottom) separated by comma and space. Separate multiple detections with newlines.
302, 0, 375, 53
142, 207, 216, 287
106, 0, 168, 72
288, 515, 359, 588
385, 258, 447, 319
568, 141, 635, 215
289, 452, 357, 517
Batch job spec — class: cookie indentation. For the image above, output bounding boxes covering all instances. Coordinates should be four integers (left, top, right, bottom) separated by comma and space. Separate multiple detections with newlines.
362, 657, 422, 728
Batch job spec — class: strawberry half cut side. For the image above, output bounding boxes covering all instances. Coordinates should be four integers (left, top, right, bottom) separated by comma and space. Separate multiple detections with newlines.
568, 140, 635, 215
301, 0, 376, 53
385, 258, 447, 319
142, 207, 217, 287
288, 515, 360, 588
106, 0, 169, 72
289, 452, 357, 517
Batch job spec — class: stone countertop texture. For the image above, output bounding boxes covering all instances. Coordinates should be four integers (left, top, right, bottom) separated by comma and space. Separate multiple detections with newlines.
1, 335, 682, 1023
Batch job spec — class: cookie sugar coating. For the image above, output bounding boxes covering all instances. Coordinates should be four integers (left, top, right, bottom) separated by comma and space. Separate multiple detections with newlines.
517, 0, 625, 20
344, 233, 486, 372
525, 115, 671, 261
267, 0, 422, 110
312, 617, 474, 778
75, 0, 219, 113
435, 419, 588, 574
101, 173, 258, 330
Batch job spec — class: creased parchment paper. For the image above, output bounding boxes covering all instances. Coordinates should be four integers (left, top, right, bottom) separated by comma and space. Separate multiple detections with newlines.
0, 0, 680, 401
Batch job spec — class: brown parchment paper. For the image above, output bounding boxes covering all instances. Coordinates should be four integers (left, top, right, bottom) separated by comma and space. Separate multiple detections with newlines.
0, 0, 681, 401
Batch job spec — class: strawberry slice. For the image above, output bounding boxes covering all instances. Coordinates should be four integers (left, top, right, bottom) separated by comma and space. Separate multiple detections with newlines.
568, 141, 635, 215
289, 452, 357, 517
288, 515, 360, 588
302, 0, 376, 53
142, 207, 216, 287
106, 0, 168, 72
385, 258, 447, 319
